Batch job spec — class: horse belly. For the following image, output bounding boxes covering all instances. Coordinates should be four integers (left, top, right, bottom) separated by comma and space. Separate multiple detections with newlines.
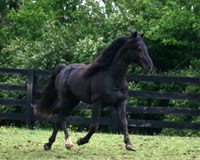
73, 85, 91, 103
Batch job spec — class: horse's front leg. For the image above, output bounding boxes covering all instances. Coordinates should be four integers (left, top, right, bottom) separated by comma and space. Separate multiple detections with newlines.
44, 114, 73, 151
105, 88, 126, 103
116, 101, 135, 151
77, 102, 101, 145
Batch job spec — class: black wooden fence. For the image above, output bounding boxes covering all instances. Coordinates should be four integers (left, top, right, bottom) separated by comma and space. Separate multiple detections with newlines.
0, 67, 200, 131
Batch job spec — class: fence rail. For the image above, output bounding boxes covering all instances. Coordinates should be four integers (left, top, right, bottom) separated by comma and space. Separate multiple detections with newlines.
0, 67, 200, 131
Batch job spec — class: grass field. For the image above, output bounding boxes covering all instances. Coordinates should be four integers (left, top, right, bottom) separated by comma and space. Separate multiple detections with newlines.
0, 127, 200, 160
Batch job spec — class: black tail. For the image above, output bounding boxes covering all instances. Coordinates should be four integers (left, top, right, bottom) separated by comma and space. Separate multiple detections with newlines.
33, 64, 66, 117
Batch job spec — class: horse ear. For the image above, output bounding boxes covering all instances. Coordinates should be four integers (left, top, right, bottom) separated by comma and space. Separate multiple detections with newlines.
141, 32, 145, 38
128, 29, 138, 38
132, 31, 138, 38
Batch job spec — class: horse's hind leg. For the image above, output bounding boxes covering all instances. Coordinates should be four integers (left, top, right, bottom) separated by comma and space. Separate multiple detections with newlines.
44, 114, 68, 151
58, 97, 78, 150
44, 117, 61, 151
44, 97, 78, 151
60, 120, 73, 150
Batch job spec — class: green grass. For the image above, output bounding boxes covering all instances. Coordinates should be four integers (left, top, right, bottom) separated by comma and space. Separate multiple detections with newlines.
0, 127, 200, 160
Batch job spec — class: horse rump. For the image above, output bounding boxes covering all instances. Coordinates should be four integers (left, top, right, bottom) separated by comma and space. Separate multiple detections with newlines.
33, 64, 66, 117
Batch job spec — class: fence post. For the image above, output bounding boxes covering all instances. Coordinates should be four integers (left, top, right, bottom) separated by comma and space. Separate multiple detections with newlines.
26, 70, 35, 127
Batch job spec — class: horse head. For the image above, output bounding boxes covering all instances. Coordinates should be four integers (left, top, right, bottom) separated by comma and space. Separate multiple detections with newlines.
125, 29, 154, 72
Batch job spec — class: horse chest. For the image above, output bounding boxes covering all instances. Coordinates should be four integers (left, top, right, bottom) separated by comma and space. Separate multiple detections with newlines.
97, 84, 127, 106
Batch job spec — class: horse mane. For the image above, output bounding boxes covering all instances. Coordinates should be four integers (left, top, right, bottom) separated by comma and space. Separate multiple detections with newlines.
83, 37, 127, 77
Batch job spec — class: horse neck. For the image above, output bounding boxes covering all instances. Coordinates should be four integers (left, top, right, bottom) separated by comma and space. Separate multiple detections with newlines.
109, 47, 129, 83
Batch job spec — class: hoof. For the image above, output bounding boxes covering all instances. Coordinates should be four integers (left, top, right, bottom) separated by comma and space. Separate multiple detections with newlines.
65, 137, 73, 150
44, 143, 51, 151
77, 138, 88, 146
77, 138, 82, 146
125, 144, 136, 151
65, 143, 73, 150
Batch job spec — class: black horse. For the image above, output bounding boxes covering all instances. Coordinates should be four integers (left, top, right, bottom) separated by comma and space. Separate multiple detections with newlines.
33, 30, 154, 151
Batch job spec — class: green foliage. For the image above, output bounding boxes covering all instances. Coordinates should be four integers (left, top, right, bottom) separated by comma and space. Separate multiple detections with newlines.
1, 21, 73, 69
1, 0, 200, 71
72, 35, 106, 63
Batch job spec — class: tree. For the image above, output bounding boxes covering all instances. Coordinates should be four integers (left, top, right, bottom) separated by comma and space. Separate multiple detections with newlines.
1, 0, 200, 71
